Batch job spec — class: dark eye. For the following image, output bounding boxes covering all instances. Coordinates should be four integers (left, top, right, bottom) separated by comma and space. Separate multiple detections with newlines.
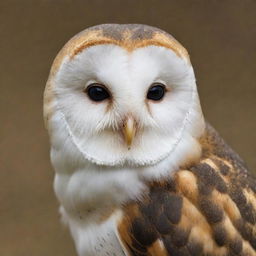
86, 84, 110, 102
147, 83, 166, 101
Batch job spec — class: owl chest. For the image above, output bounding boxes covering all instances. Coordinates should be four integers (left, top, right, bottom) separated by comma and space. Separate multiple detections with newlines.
53, 167, 145, 255
53, 161, 146, 221
55, 170, 129, 256
61, 206, 126, 256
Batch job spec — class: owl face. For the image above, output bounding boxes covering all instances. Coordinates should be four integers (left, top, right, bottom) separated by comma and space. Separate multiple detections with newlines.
45, 25, 204, 167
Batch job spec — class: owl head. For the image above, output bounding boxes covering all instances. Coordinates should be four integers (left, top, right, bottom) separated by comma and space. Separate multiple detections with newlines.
44, 24, 205, 168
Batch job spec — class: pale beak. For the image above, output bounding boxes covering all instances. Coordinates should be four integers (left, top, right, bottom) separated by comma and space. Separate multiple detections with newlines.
123, 116, 136, 148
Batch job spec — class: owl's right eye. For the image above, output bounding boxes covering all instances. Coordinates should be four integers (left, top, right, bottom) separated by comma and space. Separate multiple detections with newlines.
86, 84, 110, 102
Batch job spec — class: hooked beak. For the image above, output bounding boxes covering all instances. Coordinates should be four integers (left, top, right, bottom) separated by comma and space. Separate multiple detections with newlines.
123, 116, 136, 148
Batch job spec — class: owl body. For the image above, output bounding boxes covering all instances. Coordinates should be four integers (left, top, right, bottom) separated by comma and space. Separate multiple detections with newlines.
44, 24, 256, 256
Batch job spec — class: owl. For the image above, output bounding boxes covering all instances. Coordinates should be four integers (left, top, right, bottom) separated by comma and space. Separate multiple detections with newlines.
44, 24, 256, 256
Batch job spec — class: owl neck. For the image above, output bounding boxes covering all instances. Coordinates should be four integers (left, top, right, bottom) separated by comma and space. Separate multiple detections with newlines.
52, 118, 205, 227
51, 91, 206, 223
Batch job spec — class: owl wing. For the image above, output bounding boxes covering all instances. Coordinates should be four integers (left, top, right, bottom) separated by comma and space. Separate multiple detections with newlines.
117, 124, 256, 256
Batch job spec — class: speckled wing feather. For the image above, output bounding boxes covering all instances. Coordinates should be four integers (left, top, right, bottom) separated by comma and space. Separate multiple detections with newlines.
118, 123, 256, 256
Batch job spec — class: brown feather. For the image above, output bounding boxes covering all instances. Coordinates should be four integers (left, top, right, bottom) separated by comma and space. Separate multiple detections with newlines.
118, 123, 256, 256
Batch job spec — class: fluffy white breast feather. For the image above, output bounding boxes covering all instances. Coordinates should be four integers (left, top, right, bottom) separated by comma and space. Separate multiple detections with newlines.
44, 24, 205, 256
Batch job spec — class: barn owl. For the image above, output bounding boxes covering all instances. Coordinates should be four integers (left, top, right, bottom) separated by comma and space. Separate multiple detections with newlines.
44, 24, 256, 256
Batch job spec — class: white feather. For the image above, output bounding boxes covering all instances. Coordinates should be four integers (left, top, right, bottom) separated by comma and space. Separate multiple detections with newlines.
46, 44, 205, 255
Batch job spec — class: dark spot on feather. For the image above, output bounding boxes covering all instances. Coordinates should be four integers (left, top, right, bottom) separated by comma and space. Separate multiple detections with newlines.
190, 163, 213, 185
199, 198, 223, 224
163, 238, 190, 256
197, 180, 213, 196
149, 186, 167, 202
213, 158, 230, 176
235, 219, 249, 239
131, 239, 147, 254
229, 186, 256, 224
131, 217, 157, 246
234, 219, 256, 250
130, 26, 154, 40
186, 241, 203, 256
220, 163, 230, 176
247, 176, 256, 193
95, 24, 124, 41
126, 244, 147, 256
213, 225, 227, 246
92, 24, 167, 42
165, 178, 177, 192
215, 177, 228, 193
170, 227, 190, 247
229, 238, 243, 254
140, 200, 160, 224
142, 186, 182, 224
155, 212, 174, 235
205, 124, 248, 171
164, 194, 183, 224
190, 163, 227, 194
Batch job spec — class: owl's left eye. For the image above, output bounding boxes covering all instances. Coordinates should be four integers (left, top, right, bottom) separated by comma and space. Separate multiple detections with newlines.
147, 83, 166, 101
86, 84, 110, 102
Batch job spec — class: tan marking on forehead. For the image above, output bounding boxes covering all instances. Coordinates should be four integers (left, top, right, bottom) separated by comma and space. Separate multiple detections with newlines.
71, 29, 119, 57
44, 25, 190, 128
150, 31, 189, 59
69, 29, 189, 61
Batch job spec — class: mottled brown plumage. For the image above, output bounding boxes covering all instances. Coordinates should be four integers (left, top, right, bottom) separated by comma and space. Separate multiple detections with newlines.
44, 24, 256, 256
118, 123, 256, 256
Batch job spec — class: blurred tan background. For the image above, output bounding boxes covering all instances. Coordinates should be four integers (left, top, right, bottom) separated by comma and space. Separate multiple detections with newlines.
0, 0, 255, 255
